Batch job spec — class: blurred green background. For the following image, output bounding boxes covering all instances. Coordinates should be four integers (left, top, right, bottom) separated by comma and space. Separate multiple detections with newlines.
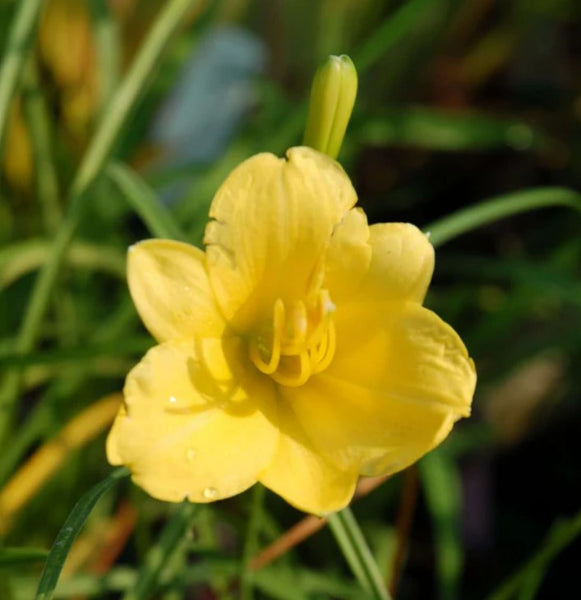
1, 0, 580, 598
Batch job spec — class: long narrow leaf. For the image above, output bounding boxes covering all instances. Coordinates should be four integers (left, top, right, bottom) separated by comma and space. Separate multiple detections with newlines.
486, 506, 581, 600
426, 187, 581, 248
107, 162, 187, 241
35, 467, 129, 600
0, 0, 45, 155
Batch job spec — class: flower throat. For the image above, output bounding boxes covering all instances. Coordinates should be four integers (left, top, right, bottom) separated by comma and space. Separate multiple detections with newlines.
249, 290, 336, 386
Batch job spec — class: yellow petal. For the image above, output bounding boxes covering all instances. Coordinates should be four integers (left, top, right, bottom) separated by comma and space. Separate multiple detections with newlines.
356, 223, 435, 304
127, 239, 225, 343
323, 207, 372, 301
204, 147, 357, 331
259, 399, 358, 515
285, 302, 475, 477
107, 337, 279, 503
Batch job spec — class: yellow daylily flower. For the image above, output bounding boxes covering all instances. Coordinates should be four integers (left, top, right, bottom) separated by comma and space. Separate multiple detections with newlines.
107, 146, 476, 515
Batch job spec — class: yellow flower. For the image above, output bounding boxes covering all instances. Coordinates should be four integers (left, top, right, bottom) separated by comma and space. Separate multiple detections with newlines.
107, 146, 476, 514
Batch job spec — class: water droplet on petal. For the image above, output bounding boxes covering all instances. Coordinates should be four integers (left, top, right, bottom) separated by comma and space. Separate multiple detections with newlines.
202, 487, 218, 500
186, 449, 196, 461
165, 395, 194, 414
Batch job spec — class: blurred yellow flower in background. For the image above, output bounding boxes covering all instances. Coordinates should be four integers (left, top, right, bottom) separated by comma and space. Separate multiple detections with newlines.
3, 100, 33, 192
107, 146, 476, 514
39, 0, 99, 141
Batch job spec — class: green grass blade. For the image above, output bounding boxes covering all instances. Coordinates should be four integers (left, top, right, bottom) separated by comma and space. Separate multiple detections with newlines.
21, 60, 62, 231
0, 0, 202, 446
425, 187, 581, 248
356, 108, 538, 152
420, 452, 463, 600
70, 0, 202, 200
0, 547, 48, 568
0, 239, 125, 291
0, 0, 45, 157
486, 506, 581, 600
122, 502, 198, 600
88, 0, 121, 115
107, 162, 187, 241
353, 0, 438, 73
35, 467, 129, 600
328, 507, 391, 600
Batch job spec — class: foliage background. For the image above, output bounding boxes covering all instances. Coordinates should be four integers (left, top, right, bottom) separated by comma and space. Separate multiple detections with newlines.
1, 0, 580, 598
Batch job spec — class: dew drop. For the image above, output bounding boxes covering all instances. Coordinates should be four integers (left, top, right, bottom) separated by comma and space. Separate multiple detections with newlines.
186, 448, 196, 461
202, 487, 218, 499
168, 395, 178, 404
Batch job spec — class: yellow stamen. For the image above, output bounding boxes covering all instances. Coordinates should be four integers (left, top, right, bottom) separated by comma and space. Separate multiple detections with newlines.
249, 290, 337, 386
249, 299, 284, 375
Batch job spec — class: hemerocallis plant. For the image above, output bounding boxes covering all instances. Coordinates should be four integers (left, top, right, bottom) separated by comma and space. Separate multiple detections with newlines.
106, 57, 476, 515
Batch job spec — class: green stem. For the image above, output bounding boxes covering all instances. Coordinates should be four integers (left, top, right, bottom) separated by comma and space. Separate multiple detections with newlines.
0, 0, 202, 447
0, 0, 46, 158
107, 162, 187, 241
122, 502, 198, 600
425, 187, 581, 248
21, 60, 62, 232
328, 507, 391, 600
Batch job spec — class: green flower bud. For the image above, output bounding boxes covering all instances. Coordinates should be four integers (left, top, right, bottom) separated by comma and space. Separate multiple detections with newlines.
303, 54, 358, 159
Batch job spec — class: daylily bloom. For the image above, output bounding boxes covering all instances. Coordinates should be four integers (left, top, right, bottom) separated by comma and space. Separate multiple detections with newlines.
107, 146, 476, 514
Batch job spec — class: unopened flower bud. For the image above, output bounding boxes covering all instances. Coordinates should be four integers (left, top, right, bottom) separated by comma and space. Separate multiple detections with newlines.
303, 54, 358, 159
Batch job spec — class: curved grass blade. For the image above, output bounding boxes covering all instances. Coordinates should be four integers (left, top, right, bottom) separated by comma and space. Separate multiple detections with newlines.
35, 467, 129, 600
107, 162, 187, 241
486, 506, 581, 600
425, 187, 581, 248
0, 239, 125, 291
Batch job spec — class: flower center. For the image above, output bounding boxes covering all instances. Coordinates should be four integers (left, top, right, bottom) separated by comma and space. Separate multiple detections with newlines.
249, 290, 336, 387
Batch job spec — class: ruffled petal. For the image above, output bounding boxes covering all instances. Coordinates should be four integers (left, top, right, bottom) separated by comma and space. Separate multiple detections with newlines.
204, 147, 357, 332
107, 337, 279, 503
286, 302, 475, 477
259, 399, 358, 515
356, 223, 435, 305
128, 239, 225, 343
323, 207, 372, 301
